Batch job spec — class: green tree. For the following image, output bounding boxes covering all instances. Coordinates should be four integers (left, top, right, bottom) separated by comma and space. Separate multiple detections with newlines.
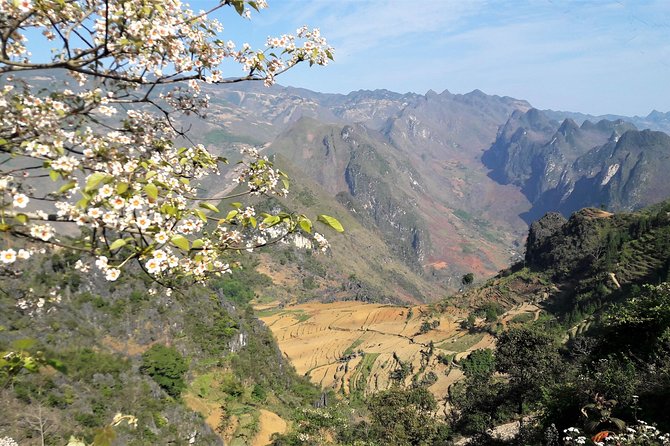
367, 387, 449, 446
140, 344, 188, 398
462, 273, 475, 286
461, 349, 495, 383
450, 348, 509, 439
495, 326, 561, 416
605, 283, 670, 358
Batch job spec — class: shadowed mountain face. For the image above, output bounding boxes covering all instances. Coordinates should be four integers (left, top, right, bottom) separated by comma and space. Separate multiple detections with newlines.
483, 108, 670, 222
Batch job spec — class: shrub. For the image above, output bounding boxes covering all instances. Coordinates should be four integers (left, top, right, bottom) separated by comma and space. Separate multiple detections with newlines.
140, 345, 188, 398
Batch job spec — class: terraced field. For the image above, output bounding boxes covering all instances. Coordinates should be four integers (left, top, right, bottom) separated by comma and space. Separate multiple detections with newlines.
258, 301, 540, 403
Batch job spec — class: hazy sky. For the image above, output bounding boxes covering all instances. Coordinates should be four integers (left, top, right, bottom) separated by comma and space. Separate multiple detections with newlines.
217, 0, 670, 116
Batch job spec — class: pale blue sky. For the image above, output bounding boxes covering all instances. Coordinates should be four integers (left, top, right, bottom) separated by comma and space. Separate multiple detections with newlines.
215, 0, 670, 116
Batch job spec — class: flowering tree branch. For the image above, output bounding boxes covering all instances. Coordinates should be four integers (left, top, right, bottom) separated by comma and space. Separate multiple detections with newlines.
0, 0, 341, 284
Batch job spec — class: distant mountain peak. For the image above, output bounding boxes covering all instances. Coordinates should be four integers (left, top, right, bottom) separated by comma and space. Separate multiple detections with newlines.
558, 118, 579, 134
466, 88, 487, 98
485, 110, 670, 222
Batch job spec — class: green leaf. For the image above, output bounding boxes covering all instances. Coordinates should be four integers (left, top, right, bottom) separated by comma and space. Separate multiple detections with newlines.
232, 0, 244, 15
116, 182, 129, 194
192, 239, 204, 249
46, 358, 67, 373
161, 204, 177, 216
249, 216, 257, 228
23, 356, 39, 372
144, 183, 158, 200
108, 239, 127, 251
299, 218, 312, 233
49, 170, 60, 181
195, 209, 207, 222
225, 210, 238, 221
171, 235, 190, 251
85, 173, 110, 192
263, 215, 281, 227
199, 202, 220, 213
317, 215, 344, 233
14, 213, 29, 224
145, 171, 157, 181
58, 180, 77, 194
76, 197, 90, 209
230, 202, 242, 209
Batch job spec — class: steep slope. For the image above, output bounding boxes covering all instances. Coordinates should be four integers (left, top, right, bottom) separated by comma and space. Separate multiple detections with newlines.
199, 83, 423, 146
266, 91, 532, 286
461, 201, 670, 318
270, 118, 430, 270
379, 89, 533, 273
246, 151, 443, 304
198, 83, 670, 290
385, 89, 531, 163
484, 108, 669, 221
0, 249, 331, 445
483, 108, 561, 186
260, 200, 670, 415
562, 129, 670, 214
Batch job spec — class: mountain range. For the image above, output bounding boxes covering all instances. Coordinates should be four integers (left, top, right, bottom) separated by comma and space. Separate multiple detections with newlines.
484, 108, 670, 222
194, 82, 670, 302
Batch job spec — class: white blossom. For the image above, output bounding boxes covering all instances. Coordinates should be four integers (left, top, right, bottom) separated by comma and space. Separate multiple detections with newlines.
1, 249, 17, 264
12, 193, 29, 208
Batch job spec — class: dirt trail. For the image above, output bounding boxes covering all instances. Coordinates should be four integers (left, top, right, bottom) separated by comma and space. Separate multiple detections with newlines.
182, 393, 223, 434
252, 410, 287, 446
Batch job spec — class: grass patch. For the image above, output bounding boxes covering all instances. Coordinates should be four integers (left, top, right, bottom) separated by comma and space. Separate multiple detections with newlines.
190, 373, 218, 399
227, 404, 261, 446
437, 333, 485, 352
255, 307, 282, 318
454, 209, 472, 221
510, 313, 535, 324
343, 338, 364, 357
254, 308, 311, 322
349, 353, 380, 404
288, 310, 312, 323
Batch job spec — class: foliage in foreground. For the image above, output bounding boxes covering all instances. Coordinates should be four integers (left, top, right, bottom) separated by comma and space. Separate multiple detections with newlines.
0, 0, 338, 285
0, 251, 320, 444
